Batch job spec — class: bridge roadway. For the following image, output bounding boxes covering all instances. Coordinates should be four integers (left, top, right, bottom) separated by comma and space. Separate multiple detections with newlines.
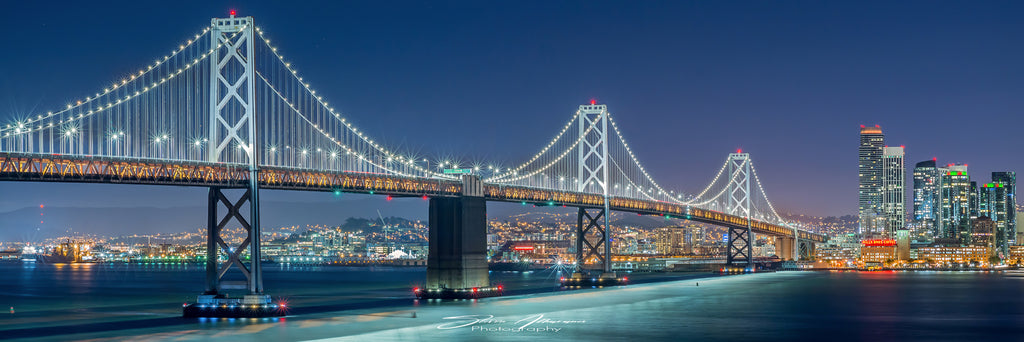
0, 152, 826, 243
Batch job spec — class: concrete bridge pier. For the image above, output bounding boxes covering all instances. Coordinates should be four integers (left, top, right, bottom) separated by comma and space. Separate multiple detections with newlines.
421, 175, 498, 299
776, 236, 795, 261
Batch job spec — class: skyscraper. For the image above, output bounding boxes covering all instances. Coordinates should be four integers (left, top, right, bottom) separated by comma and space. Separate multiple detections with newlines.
881, 146, 905, 237
859, 125, 884, 236
912, 159, 940, 241
939, 164, 971, 243
982, 172, 1016, 254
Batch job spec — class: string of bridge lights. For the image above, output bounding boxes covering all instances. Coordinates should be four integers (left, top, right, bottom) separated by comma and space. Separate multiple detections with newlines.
254, 71, 444, 179
750, 160, 788, 225
677, 158, 749, 208
605, 112, 694, 204
608, 156, 672, 202
680, 156, 731, 205
486, 116, 601, 183
253, 28, 452, 180
484, 109, 585, 181
2, 25, 216, 135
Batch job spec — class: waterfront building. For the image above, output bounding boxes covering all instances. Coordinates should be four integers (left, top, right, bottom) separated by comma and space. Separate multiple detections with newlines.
815, 235, 859, 267
859, 125, 885, 236
860, 239, 897, 264
916, 246, 990, 265
938, 164, 971, 243
912, 159, 940, 242
1007, 245, 1024, 264
881, 146, 906, 237
1018, 209, 1024, 245
895, 229, 910, 261
970, 217, 997, 260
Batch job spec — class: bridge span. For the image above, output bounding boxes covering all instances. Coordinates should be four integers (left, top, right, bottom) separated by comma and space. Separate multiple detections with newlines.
0, 152, 827, 244
0, 13, 828, 315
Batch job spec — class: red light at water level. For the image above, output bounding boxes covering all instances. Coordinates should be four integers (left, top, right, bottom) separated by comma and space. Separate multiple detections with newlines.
422, 195, 429, 201
386, 195, 393, 201
40, 204, 44, 209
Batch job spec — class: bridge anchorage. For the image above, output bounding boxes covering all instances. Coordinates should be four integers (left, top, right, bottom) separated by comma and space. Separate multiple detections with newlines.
0, 11, 829, 310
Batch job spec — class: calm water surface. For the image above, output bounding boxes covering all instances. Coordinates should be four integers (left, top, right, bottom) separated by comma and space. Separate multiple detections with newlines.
1, 263, 1023, 341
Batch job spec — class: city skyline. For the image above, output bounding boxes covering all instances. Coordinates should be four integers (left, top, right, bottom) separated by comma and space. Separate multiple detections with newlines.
1, 1, 1022, 225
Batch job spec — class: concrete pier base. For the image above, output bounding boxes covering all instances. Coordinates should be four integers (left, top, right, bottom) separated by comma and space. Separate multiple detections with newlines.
425, 196, 490, 291
777, 237, 795, 261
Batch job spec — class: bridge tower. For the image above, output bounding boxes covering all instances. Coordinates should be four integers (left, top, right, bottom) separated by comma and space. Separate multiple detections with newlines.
188, 12, 276, 316
725, 152, 754, 269
574, 102, 614, 276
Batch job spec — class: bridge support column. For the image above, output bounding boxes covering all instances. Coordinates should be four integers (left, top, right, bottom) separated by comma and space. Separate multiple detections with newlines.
420, 175, 499, 299
185, 187, 278, 317
575, 208, 611, 274
562, 207, 626, 286
727, 225, 754, 268
426, 196, 489, 290
776, 236, 795, 261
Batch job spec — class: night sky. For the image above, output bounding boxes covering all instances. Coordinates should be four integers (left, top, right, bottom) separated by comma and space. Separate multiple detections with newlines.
1, 1, 1022, 233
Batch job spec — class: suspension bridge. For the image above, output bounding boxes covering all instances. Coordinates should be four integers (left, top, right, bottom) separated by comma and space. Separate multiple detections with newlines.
0, 13, 825, 315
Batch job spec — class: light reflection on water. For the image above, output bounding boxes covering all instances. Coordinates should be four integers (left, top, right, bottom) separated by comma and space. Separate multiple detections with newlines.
4, 264, 1024, 341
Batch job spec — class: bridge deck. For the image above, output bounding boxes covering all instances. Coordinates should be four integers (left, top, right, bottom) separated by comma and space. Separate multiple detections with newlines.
0, 153, 827, 243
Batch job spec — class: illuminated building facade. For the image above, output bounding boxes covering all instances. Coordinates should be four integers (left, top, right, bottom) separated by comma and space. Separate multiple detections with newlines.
938, 164, 971, 242
970, 217, 996, 259
881, 146, 905, 237
654, 227, 688, 255
859, 125, 885, 236
860, 239, 896, 264
981, 172, 1016, 253
913, 160, 940, 242
916, 246, 990, 264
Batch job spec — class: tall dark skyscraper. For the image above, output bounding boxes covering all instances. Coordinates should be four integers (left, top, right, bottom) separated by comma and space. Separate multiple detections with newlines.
913, 159, 940, 241
981, 172, 1016, 254
939, 164, 972, 242
859, 125, 884, 236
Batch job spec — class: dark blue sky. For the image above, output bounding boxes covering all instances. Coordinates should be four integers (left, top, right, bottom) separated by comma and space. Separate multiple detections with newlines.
1, 1, 1021, 220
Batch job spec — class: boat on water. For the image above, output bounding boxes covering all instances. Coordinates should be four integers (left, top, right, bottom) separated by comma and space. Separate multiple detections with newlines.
37, 240, 90, 263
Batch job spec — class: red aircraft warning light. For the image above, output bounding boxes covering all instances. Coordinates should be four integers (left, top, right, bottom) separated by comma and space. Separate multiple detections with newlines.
590, 99, 596, 105
229, 9, 237, 17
